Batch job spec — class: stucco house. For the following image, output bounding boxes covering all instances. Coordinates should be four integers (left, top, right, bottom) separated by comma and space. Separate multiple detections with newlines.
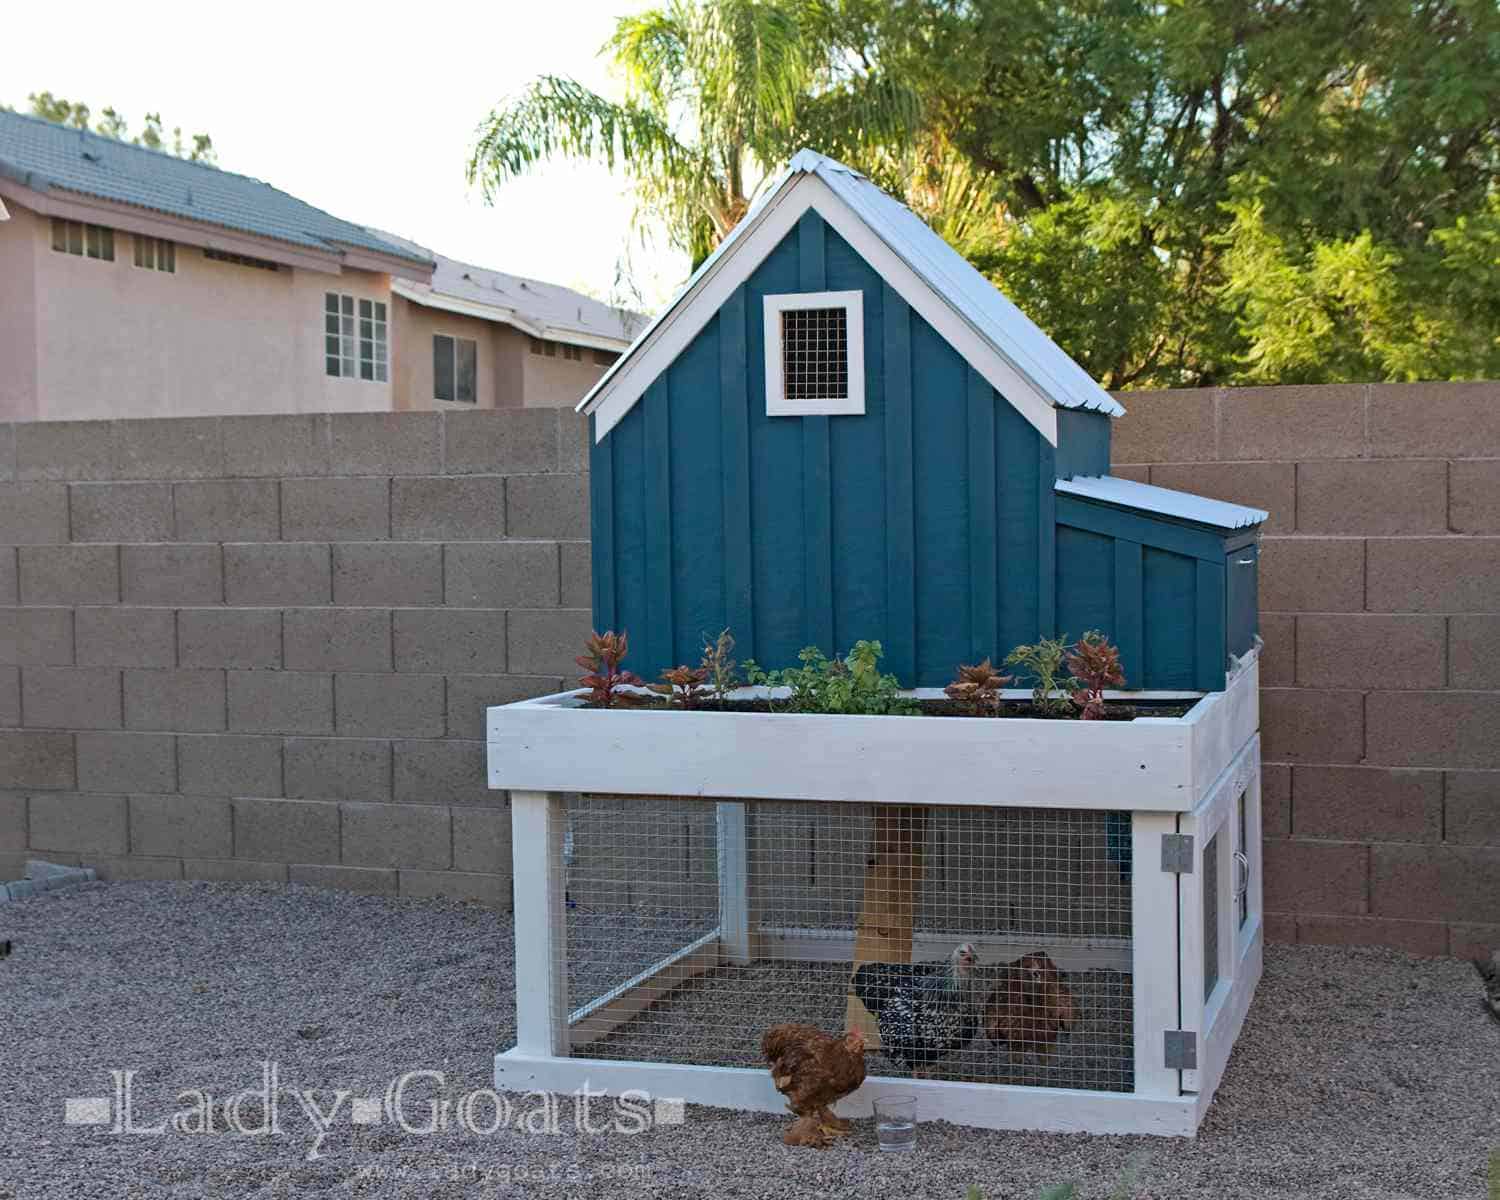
0, 110, 643, 421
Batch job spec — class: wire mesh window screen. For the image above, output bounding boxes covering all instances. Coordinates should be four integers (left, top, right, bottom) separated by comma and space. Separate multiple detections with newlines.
781, 307, 849, 399
561, 796, 1135, 1093
1203, 832, 1221, 1001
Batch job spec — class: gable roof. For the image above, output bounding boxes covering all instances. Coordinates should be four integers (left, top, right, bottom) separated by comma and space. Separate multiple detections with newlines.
0, 110, 430, 269
580, 149, 1124, 443
1056, 475, 1267, 531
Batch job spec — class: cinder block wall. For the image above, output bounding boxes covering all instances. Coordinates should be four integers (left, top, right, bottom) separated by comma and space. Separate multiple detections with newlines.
1111, 381, 1500, 958
0, 411, 593, 907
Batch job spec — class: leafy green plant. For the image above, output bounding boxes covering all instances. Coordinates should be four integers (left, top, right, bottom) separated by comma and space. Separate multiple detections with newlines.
745, 640, 918, 716
1065, 630, 1126, 721
575, 631, 645, 708
699, 629, 740, 705
653, 664, 708, 708
1004, 636, 1073, 715
944, 659, 1012, 716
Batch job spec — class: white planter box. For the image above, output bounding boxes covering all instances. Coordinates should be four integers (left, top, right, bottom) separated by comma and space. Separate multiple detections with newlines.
486, 648, 1264, 1138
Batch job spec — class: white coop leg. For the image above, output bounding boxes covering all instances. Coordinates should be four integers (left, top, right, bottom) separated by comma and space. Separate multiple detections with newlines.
716, 802, 752, 964
1131, 811, 1183, 1100
511, 790, 569, 1057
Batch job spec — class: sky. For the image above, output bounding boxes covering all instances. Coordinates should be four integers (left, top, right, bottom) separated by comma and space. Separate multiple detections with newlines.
0, 0, 689, 314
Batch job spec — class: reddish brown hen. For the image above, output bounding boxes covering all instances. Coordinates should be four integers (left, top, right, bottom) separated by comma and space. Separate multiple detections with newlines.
761, 1023, 866, 1148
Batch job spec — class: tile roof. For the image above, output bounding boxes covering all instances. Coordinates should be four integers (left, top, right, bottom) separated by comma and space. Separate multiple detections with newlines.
0, 109, 430, 267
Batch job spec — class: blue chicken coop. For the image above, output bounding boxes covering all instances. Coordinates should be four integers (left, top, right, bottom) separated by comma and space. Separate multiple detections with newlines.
488, 150, 1267, 1137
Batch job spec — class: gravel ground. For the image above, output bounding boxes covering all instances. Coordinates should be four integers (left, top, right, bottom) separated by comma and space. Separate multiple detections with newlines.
0, 881, 1496, 1199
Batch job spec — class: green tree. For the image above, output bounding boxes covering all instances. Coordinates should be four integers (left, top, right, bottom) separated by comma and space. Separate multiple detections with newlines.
24, 91, 216, 163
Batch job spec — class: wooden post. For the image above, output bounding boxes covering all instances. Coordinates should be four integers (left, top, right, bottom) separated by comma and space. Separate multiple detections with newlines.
512, 790, 569, 1057
845, 805, 927, 1046
1131, 811, 1182, 1099
717, 802, 753, 964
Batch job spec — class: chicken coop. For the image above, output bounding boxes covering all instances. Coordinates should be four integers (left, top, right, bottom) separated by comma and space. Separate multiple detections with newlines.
487, 151, 1268, 1137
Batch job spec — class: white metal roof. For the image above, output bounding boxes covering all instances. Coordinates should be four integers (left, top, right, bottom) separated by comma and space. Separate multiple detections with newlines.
579, 149, 1124, 440
1055, 475, 1268, 530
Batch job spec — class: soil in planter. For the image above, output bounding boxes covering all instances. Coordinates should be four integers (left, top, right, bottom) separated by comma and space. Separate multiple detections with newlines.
584, 696, 1196, 720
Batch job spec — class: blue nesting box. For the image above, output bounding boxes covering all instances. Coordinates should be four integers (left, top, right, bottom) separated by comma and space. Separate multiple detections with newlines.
578, 151, 1265, 691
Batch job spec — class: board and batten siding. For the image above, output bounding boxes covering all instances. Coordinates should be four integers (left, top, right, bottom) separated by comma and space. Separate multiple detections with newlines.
590, 212, 1054, 687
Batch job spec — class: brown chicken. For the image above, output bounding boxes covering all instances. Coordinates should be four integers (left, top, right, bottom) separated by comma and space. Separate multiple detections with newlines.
982, 951, 1079, 1065
761, 1023, 866, 1148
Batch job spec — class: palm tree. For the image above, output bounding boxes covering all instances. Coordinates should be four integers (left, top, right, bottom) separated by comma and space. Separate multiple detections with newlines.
467, 0, 922, 268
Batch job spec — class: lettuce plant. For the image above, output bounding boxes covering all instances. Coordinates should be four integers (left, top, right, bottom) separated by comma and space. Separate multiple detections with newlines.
575, 631, 645, 708
745, 640, 918, 715
1004, 636, 1073, 715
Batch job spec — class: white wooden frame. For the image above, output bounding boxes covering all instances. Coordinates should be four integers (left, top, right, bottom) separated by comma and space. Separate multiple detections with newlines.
763, 290, 866, 416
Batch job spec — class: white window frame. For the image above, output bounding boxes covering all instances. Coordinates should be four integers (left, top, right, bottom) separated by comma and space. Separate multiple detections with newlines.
325, 292, 387, 382
762, 289, 864, 417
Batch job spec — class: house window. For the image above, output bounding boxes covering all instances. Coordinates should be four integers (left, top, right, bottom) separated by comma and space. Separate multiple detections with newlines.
763, 290, 864, 416
51, 218, 114, 261
325, 293, 387, 382
529, 336, 557, 357
133, 236, 175, 273
205, 247, 280, 271
592, 348, 618, 367
561, 343, 582, 362
434, 334, 477, 403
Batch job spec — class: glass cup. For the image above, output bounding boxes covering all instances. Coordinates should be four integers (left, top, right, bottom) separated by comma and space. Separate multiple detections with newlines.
873, 1094, 917, 1153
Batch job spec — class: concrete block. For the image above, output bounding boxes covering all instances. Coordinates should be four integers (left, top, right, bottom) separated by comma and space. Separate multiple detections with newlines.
22, 667, 122, 729
445, 674, 565, 738
178, 609, 281, 669
284, 737, 391, 802
121, 544, 222, 605
183, 857, 289, 883
1107, 388, 1216, 464
92, 856, 185, 881
29, 793, 127, 854
1263, 838, 1368, 915
221, 414, 330, 477
0, 791, 24, 850
559, 542, 591, 609
1261, 688, 1363, 764
558, 411, 590, 475
0, 608, 73, 666
1445, 771, 1499, 846
123, 669, 227, 733
444, 409, 558, 475
1366, 538, 1500, 613
1295, 460, 1448, 535
1367, 381, 1500, 458
393, 739, 494, 806
233, 797, 339, 864
288, 863, 397, 895
335, 673, 445, 738
129, 794, 232, 858
1292, 765, 1442, 842
173, 480, 279, 542
1450, 922, 1500, 960
394, 610, 506, 673
1366, 691, 1500, 768
1371, 843, 1500, 922
281, 477, 390, 541
1261, 763, 1290, 838
1256, 613, 1294, 687
1295, 614, 1445, 689
341, 801, 451, 869
283, 609, 391, 671
1450, 460, 1500, 534
18, 545, 119, 605
16, 420, 112, 481
453, 805, 512, 875
227, 671, 333, 735
1294, 915, 1447, 956
1258, 538, 1363, 613
444, 542, 559, 607
329, 412, 441, 476
0, 423, 10, 480
178, 734, 282, 798
1108, 464, 1150, 483
391, 476, 505, 540
75, 607, 176, 668
332, 543, 443, 607
505, 475, 588, 538
399, 868, 510, 908
0, 483, 69, 544
0, 666, 14, 726
0, 547, 14, 604
1148, 462, 1294, 533
76, 731, 176, 793
112, 417, 222, 479
507, 609, 591, 676
224, 543, 330, 605
0, 731, 75, 789
1219, 384, 1365, 460
69, 483, 174, 542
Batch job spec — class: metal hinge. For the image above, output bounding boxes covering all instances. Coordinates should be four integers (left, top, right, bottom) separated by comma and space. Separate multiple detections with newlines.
1164, 1030, 1197, 1070
1161, 833, 1195, 873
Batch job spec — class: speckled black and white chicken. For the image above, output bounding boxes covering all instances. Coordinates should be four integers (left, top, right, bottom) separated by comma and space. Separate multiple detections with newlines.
851, 942, 983, 1076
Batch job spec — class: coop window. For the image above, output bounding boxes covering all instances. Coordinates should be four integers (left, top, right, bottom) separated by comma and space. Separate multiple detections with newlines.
763, 290, 865, 416
1236, 790, 1249, 929
1203, 832, 1220, 1001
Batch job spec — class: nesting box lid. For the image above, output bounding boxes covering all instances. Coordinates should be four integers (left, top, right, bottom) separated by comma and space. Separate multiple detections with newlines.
1056, 476, 1268, 531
